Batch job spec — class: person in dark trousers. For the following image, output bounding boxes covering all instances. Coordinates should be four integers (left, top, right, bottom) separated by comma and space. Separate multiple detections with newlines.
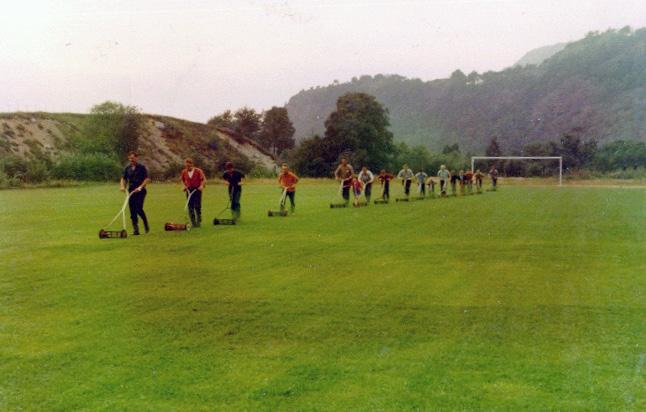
357, 166, 375, 203
474, 169, 485, 191
278, 163, 299, 213
397, 163, 414, 196
180, 158, 206, 227
120, 151, 150, 235
222, 161, 245, 220
378, 169, 394, 200
489, 166, 499, 189
437, 165, 450, 195
450, 170, 460, 195
334, 158, 354, 205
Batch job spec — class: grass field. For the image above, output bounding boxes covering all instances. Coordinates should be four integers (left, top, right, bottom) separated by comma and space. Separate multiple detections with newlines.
1, 180, 645, 411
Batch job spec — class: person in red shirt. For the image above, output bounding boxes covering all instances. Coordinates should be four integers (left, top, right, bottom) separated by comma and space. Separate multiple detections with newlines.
278, 163, 299, 213
350, 175, 364, 206
378, 169, 394, 200
180, 158, 206, 227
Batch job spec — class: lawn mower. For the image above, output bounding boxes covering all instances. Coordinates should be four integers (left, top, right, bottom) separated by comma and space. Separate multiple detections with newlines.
213, 201, 236, 225
268, 189, 289, 217
330, 181, 349, 208
98, 192, 132, 239
164, 189, 196, 231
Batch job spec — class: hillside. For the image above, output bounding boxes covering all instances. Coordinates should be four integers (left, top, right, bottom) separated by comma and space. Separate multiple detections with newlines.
0, 112, 276, 177
286, 27, 646, 153
514, 42, 568, 66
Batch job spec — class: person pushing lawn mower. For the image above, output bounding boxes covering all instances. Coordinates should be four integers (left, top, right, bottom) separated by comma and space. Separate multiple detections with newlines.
278, 162, 298, 213
350, 175, 365, 207
120, 151, 150, 235
222, 161, 245, 221
377, 169, 394, 203
489, 166, 499, 190
397, 164, 415, 198
333, 157, 354, 206
357, 166, 375, 204
415, 170, 428, 198
474, 168, 485, 192
437, 165, 450, 196
180, 158, 205, 227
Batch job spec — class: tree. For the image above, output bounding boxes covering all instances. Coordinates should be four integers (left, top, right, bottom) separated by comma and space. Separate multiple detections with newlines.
85, 101, 143, 158
259, 107, 295, 156
233, 107, 261, 140
322, 92, 395, 171
207, 110, 234, 129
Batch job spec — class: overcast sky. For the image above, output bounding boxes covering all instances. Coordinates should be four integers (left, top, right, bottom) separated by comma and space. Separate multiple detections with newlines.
1, 0, 645, 122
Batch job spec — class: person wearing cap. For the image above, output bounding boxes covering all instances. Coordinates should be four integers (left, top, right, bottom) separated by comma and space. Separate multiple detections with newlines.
334, 157, 354, 205
437, 165, 450, 195
397, 163, 415, 197
278, 163, 299, 213
180, 158, 206, 227
222, 161, 245, 220
357, 166, 375, 204
120, 151, 150, 235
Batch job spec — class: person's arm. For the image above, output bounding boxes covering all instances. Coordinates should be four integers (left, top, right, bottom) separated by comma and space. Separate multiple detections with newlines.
119, 177, 126, 192
180, 171, 188, 191
238, 172, 245, 186
368, 171, 375, 184
334, 165, 341, 180
133, 166, 149, 192
198, 169, 206, 191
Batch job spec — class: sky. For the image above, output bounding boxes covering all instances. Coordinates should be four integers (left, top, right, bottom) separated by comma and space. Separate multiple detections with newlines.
1, 0, 645, 122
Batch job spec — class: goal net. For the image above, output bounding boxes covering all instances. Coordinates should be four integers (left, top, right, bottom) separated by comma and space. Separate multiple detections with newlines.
471, 156, 563, 186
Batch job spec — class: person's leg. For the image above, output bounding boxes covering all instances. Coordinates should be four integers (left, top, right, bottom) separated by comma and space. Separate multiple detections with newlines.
190, 190, 202, 226
232, 187, 242, 219
342, 185, 350, 204
405, 180, 411, 196
365, 183, 371, 203
137, 191, 149, 232
128, 192, 140, 234
288, 191, 295, 212
384, 182, 390, 200
420, 183, 425, 195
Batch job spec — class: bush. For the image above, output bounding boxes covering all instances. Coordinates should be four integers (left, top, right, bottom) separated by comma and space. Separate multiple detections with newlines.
24, 161, 50, 183
52, 153, 121, 181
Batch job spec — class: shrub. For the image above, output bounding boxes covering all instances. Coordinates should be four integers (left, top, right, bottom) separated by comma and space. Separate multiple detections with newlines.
52, 153, 121, 181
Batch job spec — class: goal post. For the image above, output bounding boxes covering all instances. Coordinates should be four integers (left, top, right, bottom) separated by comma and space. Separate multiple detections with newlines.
471, 156, 563, 186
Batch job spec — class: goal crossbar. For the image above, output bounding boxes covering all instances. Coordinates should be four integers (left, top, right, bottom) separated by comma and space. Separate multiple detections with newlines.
471, 156, 563, 186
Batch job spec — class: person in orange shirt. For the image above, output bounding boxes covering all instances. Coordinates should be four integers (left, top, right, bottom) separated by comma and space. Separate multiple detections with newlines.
180, 158, 206, 227
278, 163, 299, 213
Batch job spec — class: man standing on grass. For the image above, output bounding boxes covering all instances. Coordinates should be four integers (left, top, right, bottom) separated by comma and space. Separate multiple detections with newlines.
357, 166, 375, 204
464, 169, 474, 194
437, 165, 450, 195
120, 151, 150, 235
489, 166, 499, 189
278, 163, 299, 213
378, 169, 394, 200
415, 170, 428, 196
450, 170, 460, 195
222, 161, 245, 220
180, 158, 206, 227
334, 157, 354, 205
397, 163, 415, 197
474, 169, 485, 191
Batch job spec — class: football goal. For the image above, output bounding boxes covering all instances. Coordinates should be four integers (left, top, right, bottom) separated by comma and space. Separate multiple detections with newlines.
471, 156, 563, 186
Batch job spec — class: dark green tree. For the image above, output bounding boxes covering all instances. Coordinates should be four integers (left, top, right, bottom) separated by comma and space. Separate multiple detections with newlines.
259, 107, 295, 156
322, 92, 395, 171
86, 101, 143, 158
233, 107, 262, 140
207, 110, 234, 129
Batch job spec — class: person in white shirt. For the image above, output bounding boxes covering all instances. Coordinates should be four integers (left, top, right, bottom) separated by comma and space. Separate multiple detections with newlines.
357, 166, 375, 204
397, 164, 415, 197
415, 171, 428, 196
437, 165, 450, 195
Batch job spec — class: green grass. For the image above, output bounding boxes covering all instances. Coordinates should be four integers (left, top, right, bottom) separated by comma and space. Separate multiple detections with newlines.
1, 181, 644, 411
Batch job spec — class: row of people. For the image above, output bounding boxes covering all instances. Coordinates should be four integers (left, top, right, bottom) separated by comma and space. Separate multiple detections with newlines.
120, 151, 301, 234
333, 158, 500, 204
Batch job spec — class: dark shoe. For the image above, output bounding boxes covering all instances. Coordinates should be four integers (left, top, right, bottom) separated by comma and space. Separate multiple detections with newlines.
133, 229, 140, 236
132, 223, 140, 235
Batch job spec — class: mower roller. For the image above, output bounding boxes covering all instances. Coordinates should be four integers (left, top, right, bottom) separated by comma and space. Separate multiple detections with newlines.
164, 189, 196, 232
268, 189, 289, 217
374, 199, 389, 205
98, 191, 133, 239
213, 201, 236, 225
